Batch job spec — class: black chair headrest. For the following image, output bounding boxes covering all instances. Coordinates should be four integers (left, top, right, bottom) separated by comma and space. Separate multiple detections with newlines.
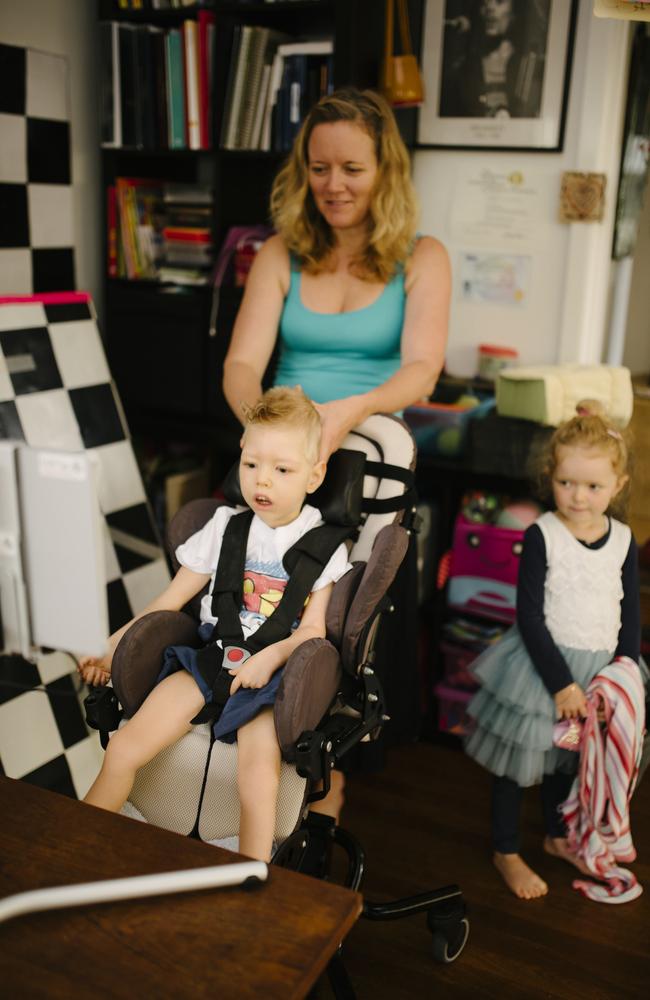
221, 448, 366, 527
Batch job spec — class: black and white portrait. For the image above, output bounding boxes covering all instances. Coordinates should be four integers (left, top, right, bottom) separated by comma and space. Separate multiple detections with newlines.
439, 0, 551, 120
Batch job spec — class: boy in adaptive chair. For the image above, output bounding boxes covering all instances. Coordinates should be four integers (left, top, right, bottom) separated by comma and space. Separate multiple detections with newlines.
79, 386, 351, 861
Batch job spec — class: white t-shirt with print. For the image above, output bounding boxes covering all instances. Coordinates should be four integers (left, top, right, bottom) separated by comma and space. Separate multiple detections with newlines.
175, 503, 352, 638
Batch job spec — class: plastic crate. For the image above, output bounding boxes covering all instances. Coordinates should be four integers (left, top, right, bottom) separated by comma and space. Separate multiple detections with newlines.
404, 398, 494, 458
439, 640, 480, 689
433, 683, 474, 736
447, 514, 524, 623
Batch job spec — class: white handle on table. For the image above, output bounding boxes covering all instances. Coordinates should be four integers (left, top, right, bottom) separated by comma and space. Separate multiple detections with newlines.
0, 861, 268, 925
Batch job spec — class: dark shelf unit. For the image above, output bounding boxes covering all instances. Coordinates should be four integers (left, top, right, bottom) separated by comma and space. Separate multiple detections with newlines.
98, 0, 424, 474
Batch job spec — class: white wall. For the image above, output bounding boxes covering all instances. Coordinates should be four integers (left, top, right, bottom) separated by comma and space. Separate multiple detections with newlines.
413, 0, 630, 377
1, 0, 102, 315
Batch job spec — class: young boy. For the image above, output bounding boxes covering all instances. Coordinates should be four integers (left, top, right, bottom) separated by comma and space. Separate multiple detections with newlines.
79, 386, 350, 861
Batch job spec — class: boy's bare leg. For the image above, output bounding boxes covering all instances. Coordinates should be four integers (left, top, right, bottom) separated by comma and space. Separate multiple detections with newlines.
237, 707, 281, 862
309, 769, 345, 823
84, 672, 204, 813
493, 852, 549, 899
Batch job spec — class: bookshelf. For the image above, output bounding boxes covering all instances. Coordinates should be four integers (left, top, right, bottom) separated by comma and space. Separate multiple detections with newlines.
98, 0, 424, 486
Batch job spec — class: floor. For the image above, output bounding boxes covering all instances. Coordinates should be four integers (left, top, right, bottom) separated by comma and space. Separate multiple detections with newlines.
322, 738, 650, 1000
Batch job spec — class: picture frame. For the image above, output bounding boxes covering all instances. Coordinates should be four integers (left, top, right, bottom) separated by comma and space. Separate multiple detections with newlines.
417, 0, 577, 151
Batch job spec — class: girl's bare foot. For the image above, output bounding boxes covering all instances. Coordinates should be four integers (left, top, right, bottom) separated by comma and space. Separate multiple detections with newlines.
543, 836, 591, 876
493, 852, 549, 899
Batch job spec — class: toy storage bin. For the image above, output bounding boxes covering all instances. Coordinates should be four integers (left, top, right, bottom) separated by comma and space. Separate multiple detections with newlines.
404, 398, 494, 458
447, 514, 525, 624
433, 683, 474, 736
439, 640, 480, 690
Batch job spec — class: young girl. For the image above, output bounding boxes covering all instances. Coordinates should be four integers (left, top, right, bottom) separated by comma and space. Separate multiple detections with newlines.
464, 400, 641, 899
78, 387, 351, 862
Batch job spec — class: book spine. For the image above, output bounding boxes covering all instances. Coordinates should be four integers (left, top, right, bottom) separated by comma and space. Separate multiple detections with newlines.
166, 29, 186, 149
107, 186, 118, 278
183, 20, 201, 151
197, 10, 215, 150
223, 25, 253, 150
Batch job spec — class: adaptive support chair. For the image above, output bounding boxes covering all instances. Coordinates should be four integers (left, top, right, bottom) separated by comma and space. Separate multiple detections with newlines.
85, 415, 469, 990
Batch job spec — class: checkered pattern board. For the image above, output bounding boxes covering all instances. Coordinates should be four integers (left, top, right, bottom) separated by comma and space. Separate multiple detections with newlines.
0, 292, 170, 796
0, 43, 76, 295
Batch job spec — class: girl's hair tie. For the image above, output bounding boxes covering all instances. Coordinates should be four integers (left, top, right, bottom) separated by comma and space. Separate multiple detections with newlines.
607, 428, 623, 441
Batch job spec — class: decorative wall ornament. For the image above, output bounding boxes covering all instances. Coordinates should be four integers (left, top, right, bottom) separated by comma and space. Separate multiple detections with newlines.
559, 171, 607, 222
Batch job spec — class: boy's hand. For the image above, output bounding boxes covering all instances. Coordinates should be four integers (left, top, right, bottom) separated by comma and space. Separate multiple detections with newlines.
78, 656, 112, 687
229, 648, 277, 695
554, 682, 587, 720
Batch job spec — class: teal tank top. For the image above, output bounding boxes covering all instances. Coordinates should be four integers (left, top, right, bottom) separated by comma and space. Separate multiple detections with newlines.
274, 266, 405, 404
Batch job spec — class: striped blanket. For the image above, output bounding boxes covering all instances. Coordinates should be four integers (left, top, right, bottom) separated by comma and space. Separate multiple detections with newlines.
560, 657, 646, 904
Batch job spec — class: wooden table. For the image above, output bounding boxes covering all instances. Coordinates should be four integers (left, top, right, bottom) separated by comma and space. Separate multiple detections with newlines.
0, 777, 362, 999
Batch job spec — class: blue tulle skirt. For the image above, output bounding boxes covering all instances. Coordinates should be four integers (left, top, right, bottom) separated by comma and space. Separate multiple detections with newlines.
464, 625, 612, 787
156, 623, 283, 744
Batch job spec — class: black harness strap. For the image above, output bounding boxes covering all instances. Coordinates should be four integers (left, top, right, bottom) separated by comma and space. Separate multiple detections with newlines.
361, 461, 417, 514
191, 513, 352, 725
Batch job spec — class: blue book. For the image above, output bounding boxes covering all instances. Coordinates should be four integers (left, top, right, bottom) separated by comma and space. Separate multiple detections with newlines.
165, 28, 186, 150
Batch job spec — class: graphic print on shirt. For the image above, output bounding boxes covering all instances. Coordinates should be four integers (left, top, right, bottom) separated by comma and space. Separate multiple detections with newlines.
242, 561, 288, 619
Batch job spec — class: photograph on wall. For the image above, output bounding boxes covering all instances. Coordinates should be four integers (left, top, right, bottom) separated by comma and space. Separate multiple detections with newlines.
418, 0, 577, 150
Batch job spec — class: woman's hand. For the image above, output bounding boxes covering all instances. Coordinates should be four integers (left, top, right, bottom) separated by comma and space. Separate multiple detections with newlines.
554, 682, 588, 720
229, 647, 279, 695
313, 396, 370, 461
78, 655, 112, 687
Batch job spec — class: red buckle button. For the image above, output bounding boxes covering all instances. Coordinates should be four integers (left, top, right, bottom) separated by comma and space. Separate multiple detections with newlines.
227, 648, 244, 662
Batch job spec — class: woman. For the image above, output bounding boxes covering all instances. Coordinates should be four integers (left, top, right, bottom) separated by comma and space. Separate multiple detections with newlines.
223, 87, 450, 462
223, 87, 450, 816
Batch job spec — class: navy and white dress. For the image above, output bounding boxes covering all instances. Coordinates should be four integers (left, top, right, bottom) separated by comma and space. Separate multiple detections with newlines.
464, 511, 641, 788
157, 503, 351, 743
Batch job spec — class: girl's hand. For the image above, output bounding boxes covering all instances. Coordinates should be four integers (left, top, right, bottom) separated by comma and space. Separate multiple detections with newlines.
78, 656, 112, 687
313, 396, 369, 462
554, 682, 587, 720
229, 648, 278, 695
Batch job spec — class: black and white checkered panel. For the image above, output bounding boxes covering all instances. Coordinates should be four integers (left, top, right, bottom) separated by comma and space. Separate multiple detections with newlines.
0, 43, 76, 294
0, 294, 170, 796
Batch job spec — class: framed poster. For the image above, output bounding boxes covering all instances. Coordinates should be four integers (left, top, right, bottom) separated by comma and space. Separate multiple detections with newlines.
417, 0, 577, 151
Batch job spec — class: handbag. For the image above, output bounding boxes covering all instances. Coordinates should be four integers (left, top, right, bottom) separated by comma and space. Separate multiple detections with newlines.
381, 0, 424, 108
552, 718, 584, 752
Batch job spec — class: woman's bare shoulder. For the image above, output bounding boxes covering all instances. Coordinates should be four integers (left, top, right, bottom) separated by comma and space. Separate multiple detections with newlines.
252, 234, 291, 293
405, 236, 450, 288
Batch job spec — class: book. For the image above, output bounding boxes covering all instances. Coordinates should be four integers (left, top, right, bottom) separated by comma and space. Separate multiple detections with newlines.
221, 24, 254, 149
107, 185, 118, 278
183, 20, 201, 150
165, 28, 186, 149
260, 40, 333, 152
197, 9, 216, 149
99, 22, 121, 148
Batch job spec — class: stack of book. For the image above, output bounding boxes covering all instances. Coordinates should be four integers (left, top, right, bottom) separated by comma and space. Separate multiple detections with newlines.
109, 177, 165, 279
107, 180, 214, 285
220, 30, 334, 152
100, 10, 216, 150
158, 184, 215, 286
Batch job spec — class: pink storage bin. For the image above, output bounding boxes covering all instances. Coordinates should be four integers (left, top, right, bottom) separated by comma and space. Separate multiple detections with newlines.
447, 514, 524, 623
433, 683, 474, 736
439, 640, 480, 689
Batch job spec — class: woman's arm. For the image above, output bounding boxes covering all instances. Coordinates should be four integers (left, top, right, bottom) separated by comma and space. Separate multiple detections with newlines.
78, 566, 212, 684
222, 235, 291, 425
228, 583, 332, 694
315, 237, 451, 458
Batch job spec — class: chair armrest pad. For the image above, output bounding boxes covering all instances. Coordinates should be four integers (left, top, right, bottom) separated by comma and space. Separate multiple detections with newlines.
112, 610, 199, 717
274, 638, 341, 761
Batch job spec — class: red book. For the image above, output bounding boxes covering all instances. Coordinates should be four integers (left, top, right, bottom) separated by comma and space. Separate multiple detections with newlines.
163, 227, 212, 243
198, 9, 216, 150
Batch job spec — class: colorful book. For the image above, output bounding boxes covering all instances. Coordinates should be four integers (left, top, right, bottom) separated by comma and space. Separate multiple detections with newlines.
165, 28, 186, 149
183, 20, 201, 150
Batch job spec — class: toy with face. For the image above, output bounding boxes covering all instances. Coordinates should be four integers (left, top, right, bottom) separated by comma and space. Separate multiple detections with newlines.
448, 514, 524, 622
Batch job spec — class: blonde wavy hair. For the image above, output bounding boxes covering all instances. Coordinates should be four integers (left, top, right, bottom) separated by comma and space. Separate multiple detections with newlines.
270, 88, 418, 283
536, 399, 632, 519
243, 386, 321, 462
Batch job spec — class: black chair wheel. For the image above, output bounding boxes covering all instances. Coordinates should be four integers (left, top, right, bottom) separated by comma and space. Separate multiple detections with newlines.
431, 916, 469, 964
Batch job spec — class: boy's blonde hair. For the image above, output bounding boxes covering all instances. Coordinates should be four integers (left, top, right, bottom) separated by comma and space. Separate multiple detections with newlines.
536, 399, 632, 518
270, 87, 418, 284
243, 386, 321, 462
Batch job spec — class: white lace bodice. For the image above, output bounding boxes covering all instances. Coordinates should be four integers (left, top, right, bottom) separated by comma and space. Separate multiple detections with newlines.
537, 512, 631, 653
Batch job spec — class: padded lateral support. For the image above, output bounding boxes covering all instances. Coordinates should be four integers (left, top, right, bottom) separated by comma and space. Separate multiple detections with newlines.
326, 562, 366, 648
341, 524, 409, 675
112, 610, 199, 718
274, 637, 342, 761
